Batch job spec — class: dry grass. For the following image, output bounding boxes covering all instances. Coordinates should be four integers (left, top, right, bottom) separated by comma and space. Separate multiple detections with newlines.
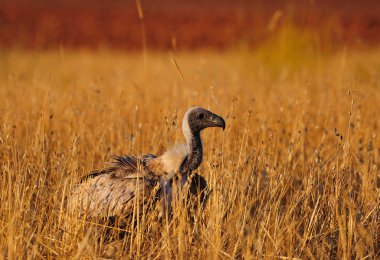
1, 43, 380, 258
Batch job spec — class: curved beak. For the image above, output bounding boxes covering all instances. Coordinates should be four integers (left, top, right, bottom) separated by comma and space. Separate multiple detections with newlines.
211, 114, 226, 130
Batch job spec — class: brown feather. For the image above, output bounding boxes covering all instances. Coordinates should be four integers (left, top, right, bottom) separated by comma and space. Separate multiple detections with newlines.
68, 155, 162, 218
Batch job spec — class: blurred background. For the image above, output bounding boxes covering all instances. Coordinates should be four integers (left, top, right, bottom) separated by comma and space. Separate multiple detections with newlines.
1, 0, 379, 51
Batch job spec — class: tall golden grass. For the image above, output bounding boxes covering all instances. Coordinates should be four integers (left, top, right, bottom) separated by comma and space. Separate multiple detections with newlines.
1, 39, 380, 258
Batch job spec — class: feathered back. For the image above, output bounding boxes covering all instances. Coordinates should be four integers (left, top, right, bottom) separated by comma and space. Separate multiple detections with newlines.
80, 154, 156, 183
70, 154, 161, 218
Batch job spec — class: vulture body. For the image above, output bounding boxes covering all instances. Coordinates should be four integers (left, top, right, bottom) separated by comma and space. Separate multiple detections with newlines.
68, 107, 225, 219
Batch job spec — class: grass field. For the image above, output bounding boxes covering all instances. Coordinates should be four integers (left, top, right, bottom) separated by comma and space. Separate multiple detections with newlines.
1, 41, 380, 258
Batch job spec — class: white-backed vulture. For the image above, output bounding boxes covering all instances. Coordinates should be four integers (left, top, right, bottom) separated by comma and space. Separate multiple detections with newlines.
68, 107, 225, 219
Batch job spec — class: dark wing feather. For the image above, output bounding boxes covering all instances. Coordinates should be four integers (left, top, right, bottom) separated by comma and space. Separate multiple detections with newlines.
112, 155, 139, 169
188, 173, 210, 210
80, 168, 114, 183
80, 154, 158, 183
189, 173, 208, 195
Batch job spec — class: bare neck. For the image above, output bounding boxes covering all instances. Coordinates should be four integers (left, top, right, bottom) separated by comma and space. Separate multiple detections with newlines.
180, 131, 203, 174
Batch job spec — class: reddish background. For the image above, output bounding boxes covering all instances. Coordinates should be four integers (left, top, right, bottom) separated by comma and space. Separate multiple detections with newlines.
1, 0, 379, 50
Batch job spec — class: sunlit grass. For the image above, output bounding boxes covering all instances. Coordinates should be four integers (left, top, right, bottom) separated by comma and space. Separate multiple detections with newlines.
0, 42, 380, 258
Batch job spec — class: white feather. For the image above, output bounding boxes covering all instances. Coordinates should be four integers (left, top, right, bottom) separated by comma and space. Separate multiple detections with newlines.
159, 144, 187, 179
182, 107, 200, 148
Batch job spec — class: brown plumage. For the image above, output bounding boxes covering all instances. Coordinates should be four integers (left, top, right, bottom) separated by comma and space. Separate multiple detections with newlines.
68, 107, 225, 219
69, 155, 161, 217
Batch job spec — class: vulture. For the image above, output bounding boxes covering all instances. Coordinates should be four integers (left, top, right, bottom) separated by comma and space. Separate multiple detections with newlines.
68, 107, 225, 220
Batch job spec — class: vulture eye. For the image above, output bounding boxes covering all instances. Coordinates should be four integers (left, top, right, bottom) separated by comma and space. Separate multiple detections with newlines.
197, 113, 205, 119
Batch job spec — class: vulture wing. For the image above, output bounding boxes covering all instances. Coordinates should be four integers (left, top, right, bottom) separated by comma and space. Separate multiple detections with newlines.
69, 155, 161, 218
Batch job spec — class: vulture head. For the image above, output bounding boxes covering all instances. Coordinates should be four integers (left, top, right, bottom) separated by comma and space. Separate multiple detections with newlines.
180, 107, 225, 172
182, 107, 225, 138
